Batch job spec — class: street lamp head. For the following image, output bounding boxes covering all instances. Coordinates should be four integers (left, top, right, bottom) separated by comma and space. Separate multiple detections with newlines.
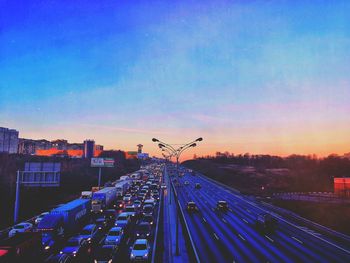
158, 143, 165, 148
190, 143, 197, 147
152, 138, 159, 142
196, 137, 203, 142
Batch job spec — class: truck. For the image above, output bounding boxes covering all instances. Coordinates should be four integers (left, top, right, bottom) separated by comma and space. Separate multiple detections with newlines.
37, 199, 91, 253
115, 181, 130, 197
91, 187, 118, 213
119, 175, 130, 181
0, 232, 43, 262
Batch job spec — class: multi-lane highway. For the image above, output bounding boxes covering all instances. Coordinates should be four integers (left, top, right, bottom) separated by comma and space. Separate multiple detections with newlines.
174, 169, 350, 263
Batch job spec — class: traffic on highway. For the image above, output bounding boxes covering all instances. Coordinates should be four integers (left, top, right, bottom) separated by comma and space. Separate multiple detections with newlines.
172, 165, 350, 263
0, 163, 164, 263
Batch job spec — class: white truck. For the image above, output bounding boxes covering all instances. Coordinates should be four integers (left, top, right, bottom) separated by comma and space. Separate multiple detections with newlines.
115, 181, 130, 197
81, 191, 92, 199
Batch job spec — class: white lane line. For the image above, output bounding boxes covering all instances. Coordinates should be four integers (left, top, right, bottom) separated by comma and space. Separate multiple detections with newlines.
213, 233, 219, 240
211, 208, 215, 212
246, 209, 251, 213
203, 217, 207, 223
229, 208, 233, 212
242, 218, 249, 224
222, 218, 227, 223
238, 234, 246, 241
265, 235, 274, 242
292, 236, 303, 244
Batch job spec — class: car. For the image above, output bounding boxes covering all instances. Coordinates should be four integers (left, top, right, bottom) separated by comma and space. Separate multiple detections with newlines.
45, 253, 73, 263
216, 201, 229, 211
184, 181, 189, 186
8, 222, 33, 237
104, 209, 116, 222
186, 201, 199, 213
256, 213, 278, 232
104, 227, 124, 246
133, 200, 142, 209
144, 199, 156, 207
135, 222, 152, 239
95, 215, 110, 231
123, 194, 132, 202
115, 212, 131, 228
161, 183, 167, 189
151, 192, 160, 201
35, 212, 50, 225
142, 204, 154, 216
93, 244, 116, 263
114, 200, 125, 211
130, 239, 151, 262
141, 214, 154, 226
195, 183, 201, 189
60, 236, 89, 258
79, 224, 100, 244
124, 205, 137, 218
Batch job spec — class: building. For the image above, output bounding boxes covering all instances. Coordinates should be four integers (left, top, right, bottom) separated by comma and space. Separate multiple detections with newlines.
18, 138, 37, 155
51, 139, 68, 150
0, 127, 19, 153
334, 178, 350, 197
84, 140, 95, 159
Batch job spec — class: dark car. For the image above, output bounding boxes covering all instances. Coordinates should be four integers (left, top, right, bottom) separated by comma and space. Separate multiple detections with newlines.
79, 224, 100, 244
114, 200, 125, 211
135, 222, 152, 239
142, 204, 154, 216
59, 236, 90, 259
186, 201, 199, 213
216, 201, 229, 212
256, 213, 278, 232
93, 244, 117, 263
95, 215, 110, 232
141, 214, 154, 226
195, 183, 201, 189
104, 209, 116, 222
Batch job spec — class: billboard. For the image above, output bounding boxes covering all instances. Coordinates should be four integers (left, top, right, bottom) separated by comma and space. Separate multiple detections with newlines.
91, 158, 115, 168
137, 153, 149, 159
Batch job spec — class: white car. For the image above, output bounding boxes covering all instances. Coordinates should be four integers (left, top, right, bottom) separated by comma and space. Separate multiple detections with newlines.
130, 239, 150, 262
115, 212, 131, 228
35, 212, 49, 225
161, 183, 167, 189
104, 227, 124, 246
123, 194, 132, 202
8, 222, 33, 237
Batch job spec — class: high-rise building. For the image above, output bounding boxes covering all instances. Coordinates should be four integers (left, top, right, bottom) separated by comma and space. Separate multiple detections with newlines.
51, 139, 68, 150
84, 140, 95, 159
0, 127, 19, 153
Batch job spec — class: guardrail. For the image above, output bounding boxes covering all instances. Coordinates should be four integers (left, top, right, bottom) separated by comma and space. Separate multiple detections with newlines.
151, 185, 163, 263
170, 179, 200, 263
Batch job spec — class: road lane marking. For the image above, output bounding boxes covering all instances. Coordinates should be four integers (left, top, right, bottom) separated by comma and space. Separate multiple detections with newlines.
222, 218, 227, 223
213, 233, 219, 240
242, 219, 249, 224
229, 208, 233, 212
292, 236, 303, 244
203, 217, 207, 223
238, 234, 246, 241
211, 208, 215, 212
246, 209, 251, 213
265, 235, 274, 242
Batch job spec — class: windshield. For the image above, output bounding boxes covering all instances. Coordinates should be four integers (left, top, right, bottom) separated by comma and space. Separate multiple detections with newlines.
109, 230, 120, 236
134, 244, 147, 250
66, 239, 79, 246
144, 206, 152, 212
14, 225, 25, 229
92, 200, 101, 205
138, 224, 150, 231
118, 216, 127, 221
81, 229, 91, 235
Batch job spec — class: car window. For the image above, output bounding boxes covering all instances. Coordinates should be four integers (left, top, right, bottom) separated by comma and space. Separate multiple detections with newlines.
118, 216, 127, 221
134, 244, 147, 250
109, 230, 120, 236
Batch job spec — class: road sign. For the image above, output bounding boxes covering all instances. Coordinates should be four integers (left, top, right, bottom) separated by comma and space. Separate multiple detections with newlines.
91, 158, 115, 168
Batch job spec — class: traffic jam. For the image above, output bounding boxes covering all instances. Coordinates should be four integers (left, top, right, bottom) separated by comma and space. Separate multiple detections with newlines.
0, 163, 164, 263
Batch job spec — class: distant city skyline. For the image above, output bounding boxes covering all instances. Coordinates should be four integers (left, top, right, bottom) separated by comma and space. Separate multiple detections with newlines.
1, 1, 350, 160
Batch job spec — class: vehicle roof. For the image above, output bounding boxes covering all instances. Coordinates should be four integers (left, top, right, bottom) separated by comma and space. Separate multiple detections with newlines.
53, 198, 89, 212
109, 226, 122, 232
188, 201, 196, 204
118, 212, 129, 217
138, 222, 150, 226
218, 200, 227, 203
83, 224, 96, 230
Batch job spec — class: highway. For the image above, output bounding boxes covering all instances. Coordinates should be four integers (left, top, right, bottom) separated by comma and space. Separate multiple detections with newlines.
174, 169, 350, 263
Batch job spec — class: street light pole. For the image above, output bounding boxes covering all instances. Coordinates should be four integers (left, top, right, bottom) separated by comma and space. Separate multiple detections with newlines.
152, 137, 203, 256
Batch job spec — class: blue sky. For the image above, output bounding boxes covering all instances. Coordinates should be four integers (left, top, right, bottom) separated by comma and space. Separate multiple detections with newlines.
1, 0, 350, 158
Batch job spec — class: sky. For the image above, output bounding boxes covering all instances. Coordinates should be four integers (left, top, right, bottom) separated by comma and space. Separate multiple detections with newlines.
1, 0, 350, 160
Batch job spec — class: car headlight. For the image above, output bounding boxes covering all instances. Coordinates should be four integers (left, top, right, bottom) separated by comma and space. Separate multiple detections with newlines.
146, 233, 150, 236
60, 251, 63, 254
45, 246, 50, 250
136, 233, 140, 236
144, 253, 148, 258
131, 253, 135, 258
